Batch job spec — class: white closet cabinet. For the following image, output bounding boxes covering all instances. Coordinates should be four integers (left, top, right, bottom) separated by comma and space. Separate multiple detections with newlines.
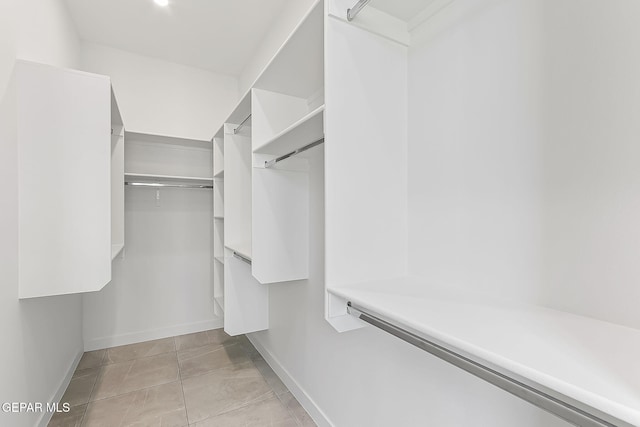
14, 60, 113, 299
111, 89, 125, 260
214, 0, 324, 336
213, 129, 225, 316
323, 1, 640, 426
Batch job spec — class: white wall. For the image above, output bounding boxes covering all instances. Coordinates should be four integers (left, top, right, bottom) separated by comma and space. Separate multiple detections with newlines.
81, 42, 238, 141
408, 0, 544, 302
80, 45, 238, 350
82, 186, 221, 350
250, 147, 568, 427
238, 0, 317, 95
408, 0, 640, 331
0, 1, 84, 426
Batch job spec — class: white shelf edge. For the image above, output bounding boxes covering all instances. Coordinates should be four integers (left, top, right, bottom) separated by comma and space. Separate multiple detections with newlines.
213, 169, 224, 178
214, 256, 225, 265
326, 277, 640, 427
125, 130, 211, 146
124, 173, 213, 183
253, 105, 325, 155
111, 243, 124, 260
214, 215, 224, 220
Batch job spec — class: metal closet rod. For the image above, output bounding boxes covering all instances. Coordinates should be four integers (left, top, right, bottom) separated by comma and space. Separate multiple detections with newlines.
346, 302, 627, 427
264, 138, 325, 169
347, 0, 371, 21
125, 182, 213, 189
233, 114, 252, 134
233, 252, 252, 265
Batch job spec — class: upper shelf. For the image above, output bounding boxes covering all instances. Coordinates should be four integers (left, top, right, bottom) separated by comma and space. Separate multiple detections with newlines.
327, 277, 640, 427
253, 0, 323, 99
253, 105, 324, 156
125, 131, 211, 149
211, 0, 323, 139
125, 173, 213, 185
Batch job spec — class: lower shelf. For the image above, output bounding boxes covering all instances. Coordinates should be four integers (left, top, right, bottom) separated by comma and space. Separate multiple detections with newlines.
223, 248, 268, 336
327, 277, 640, 427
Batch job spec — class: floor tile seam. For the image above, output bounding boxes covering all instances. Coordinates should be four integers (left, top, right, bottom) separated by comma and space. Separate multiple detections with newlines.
276, 393, 306, 427
178, 360, 259, 381
176, 337, 238, 353
176, 346, 229, 363
195, 392, 299, 427
79, 358, 103, 427
100, 348, 178, 367
177, 340, 241, 357
176, 345, 191, 427
207, 388, 278, 420
87, 377, 181, 404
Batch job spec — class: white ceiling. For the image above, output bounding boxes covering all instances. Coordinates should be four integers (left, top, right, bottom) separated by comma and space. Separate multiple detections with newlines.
64, 0, 290, 76
370, 0, 437, 22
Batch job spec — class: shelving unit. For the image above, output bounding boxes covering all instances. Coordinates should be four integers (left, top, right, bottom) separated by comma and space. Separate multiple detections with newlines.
124, 131, 212, 181
324, 1, 640, 426
14, 60, 113, 298
328, 278, 640, 427
224, 116, 253, 261
210, 0, 323, 334
111, 88, 125, 260
124, 173, 213, 187
212, 129, 226, 318
253, 105, 324, 156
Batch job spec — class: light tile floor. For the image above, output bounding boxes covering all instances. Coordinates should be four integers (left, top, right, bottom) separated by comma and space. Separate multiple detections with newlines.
48, 329, 316, 427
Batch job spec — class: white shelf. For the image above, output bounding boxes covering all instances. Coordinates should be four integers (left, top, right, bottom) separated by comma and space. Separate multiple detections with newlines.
125, 173, 213, 184
327, 277, 640, 427
111, 243, 124, 260
213, 170, 224, 178
125, 131, 211, 148
253, 105, 324, 156
253, 0, 323, 99
214, 256, 224, 265
225, 243, 252, 261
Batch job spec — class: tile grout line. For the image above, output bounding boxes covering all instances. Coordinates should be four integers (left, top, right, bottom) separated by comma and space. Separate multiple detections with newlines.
77, 349, 107, 426
175, 336, 192, 426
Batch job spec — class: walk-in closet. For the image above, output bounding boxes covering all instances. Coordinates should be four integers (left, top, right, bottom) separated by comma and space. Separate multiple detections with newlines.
2, 0, 639, 426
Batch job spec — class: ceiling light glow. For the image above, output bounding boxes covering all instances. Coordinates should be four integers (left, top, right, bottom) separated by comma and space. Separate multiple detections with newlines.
154, 0, 169, 6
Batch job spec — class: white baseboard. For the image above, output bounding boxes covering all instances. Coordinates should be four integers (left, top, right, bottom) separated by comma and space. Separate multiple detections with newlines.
37, 348, 83, 427
84, 318, 224, 351
246, 335, 333, 427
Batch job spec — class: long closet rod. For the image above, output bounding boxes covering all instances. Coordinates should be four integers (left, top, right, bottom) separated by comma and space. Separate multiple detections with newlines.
233, 114, 252, 134
125, 182, 213, 189
264, 138, 324, 169
346, 302, 629, 427
347, 0, 371, 21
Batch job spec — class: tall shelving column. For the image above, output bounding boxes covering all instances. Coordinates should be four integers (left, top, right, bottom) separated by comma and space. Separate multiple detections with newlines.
213, 130, 225, 317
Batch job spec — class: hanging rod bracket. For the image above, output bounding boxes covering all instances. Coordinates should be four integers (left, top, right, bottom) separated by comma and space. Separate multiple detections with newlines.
347, 0, 371, 21
264, 138, 324, 169
233, 114, 252, 134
